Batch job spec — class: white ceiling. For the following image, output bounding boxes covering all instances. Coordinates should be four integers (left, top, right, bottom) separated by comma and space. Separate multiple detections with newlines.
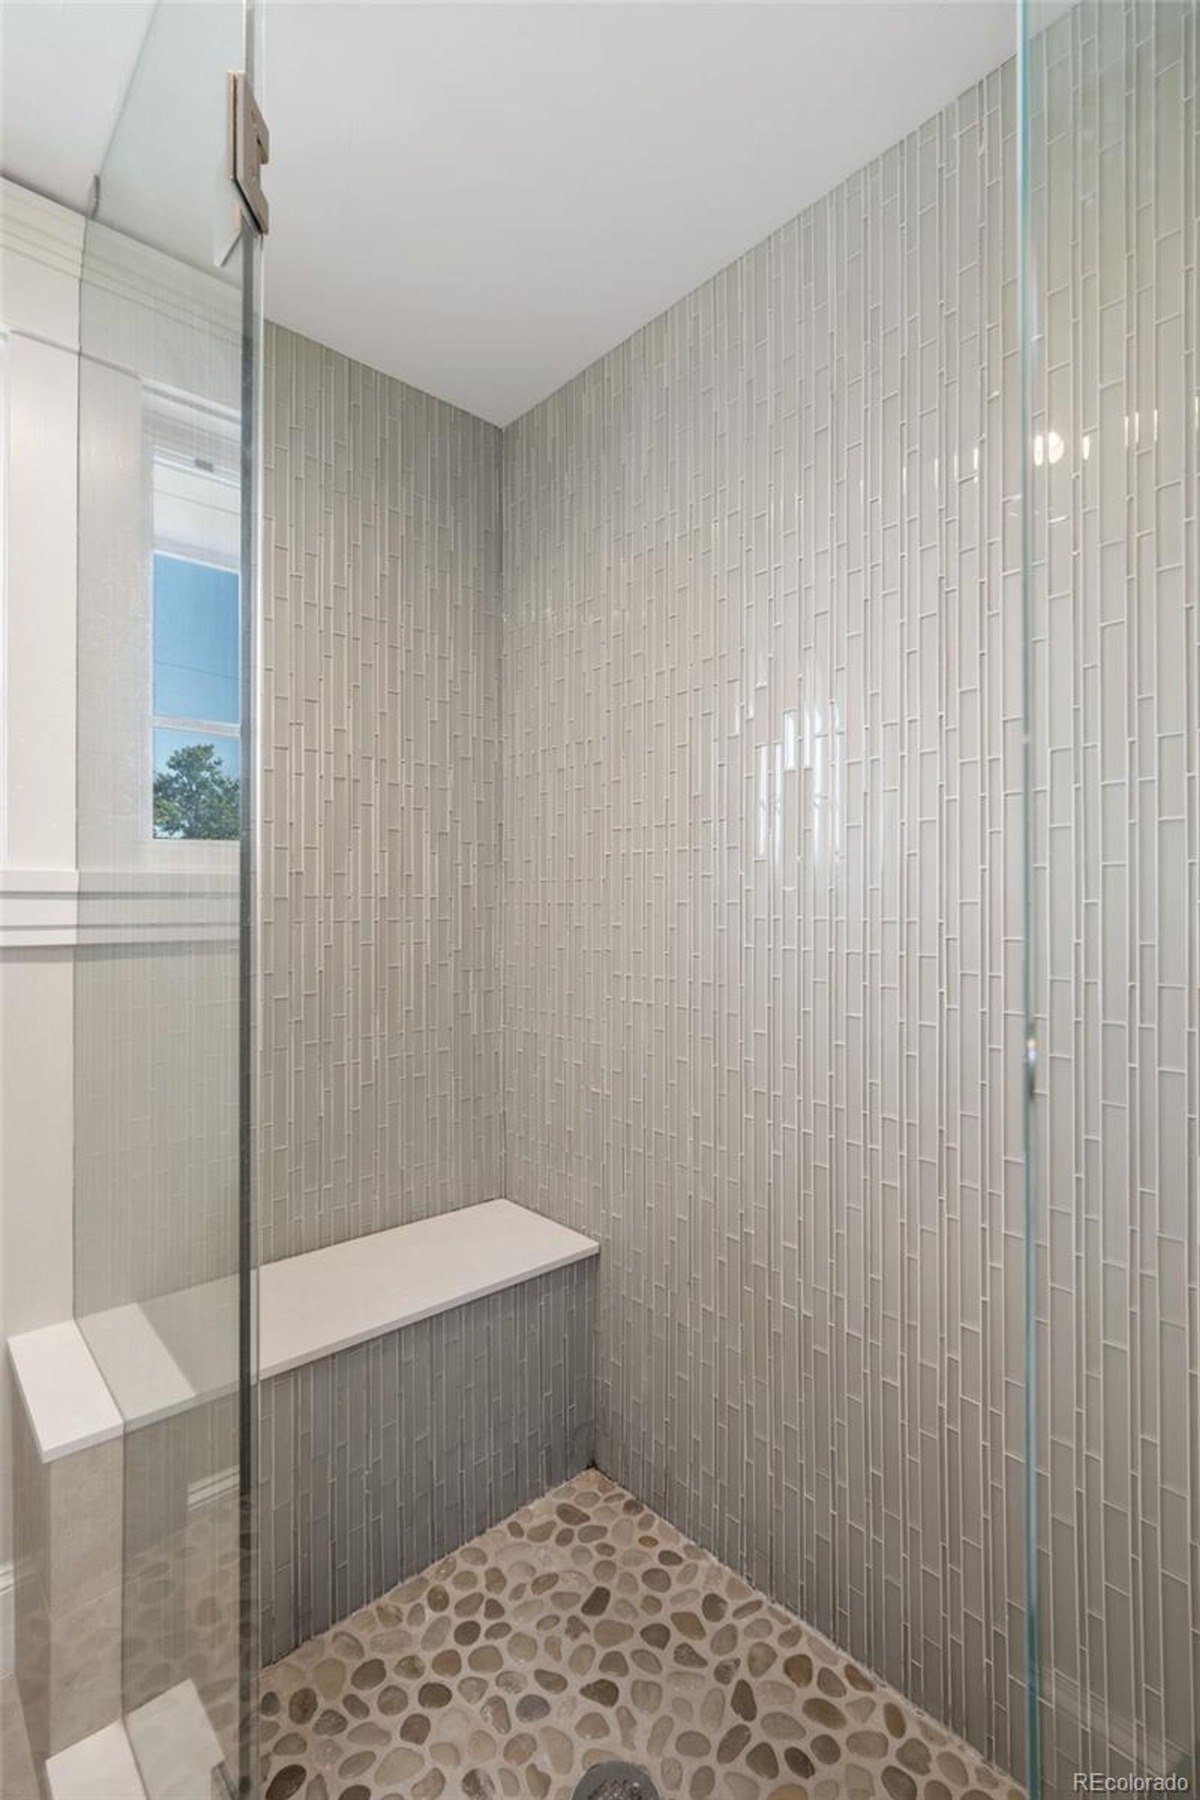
1, 1, 155, 210
265, 1, 1023, 424
3, 1, 1032, 427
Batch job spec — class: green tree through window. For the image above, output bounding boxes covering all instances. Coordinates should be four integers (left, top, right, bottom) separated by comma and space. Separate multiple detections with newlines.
153, 742, 240, 840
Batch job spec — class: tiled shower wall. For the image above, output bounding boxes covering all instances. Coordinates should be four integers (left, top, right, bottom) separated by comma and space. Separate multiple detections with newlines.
256, 330, 576, 1668
504, 8, 1198, 1778
260, 325, 504, 1262
1028, 3, 1198, 1785
503, 51, 1031, 1775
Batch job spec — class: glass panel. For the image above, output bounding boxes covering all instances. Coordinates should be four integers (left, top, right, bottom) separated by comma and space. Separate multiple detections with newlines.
70, 3, 262, 1794
153, 555, 241, 725
1020, 0, 1198, 1791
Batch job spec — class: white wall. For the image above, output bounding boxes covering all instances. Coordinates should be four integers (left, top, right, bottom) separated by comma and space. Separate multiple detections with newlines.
0, 176, 243, 1607
0, 180, 84, 1596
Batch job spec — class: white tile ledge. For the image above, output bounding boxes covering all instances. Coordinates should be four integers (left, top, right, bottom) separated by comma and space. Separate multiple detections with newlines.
44, 1717, 144, 1800
45, 1678, 224, 1800
7, 1200, 599, 1464
7, 1321, 123, 1462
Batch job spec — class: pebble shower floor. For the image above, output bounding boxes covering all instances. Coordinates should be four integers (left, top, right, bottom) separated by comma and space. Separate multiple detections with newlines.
260, 1470, 1023, 1800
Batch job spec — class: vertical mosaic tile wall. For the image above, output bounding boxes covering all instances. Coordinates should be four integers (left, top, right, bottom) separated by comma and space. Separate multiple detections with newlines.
261, 324, 504, 1263
258, 1261, 596, 1664
1027, 3, 1199, 1785
504, 1, 1198, 1780
502, 52, 1031, 1778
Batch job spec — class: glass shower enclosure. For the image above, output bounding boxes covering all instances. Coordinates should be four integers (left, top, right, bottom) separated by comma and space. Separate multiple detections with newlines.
1020, 0, 1198, 1792
68, 3, 263, 1794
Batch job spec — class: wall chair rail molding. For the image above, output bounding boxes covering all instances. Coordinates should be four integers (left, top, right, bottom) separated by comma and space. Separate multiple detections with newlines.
0, 869, 240, 949
0, 872, 80, 949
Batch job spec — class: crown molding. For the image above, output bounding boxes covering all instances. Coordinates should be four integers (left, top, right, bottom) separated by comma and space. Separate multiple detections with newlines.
81, 219, 240, 348
78, 218, 240, 405
0, 178, 85, 349
0, 180, 84, 281
0, 177, 241, 395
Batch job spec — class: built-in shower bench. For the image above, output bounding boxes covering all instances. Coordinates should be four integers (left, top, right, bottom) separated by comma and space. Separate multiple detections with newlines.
262, 1197, 598, 1377
8, 1198, 599, 1727
9, 1199, 598, 1460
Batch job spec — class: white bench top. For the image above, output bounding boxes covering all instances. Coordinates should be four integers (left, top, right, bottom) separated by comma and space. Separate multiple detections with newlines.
261, 1198, 597, 1378
8, 1200, 598, 1462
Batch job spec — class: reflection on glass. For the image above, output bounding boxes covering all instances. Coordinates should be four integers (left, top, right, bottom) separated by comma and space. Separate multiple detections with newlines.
153, 553, 240, 725
68, 0, 260, 1792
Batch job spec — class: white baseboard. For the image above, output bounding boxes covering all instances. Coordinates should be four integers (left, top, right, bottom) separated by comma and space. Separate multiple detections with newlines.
0, 1559, 13, 1677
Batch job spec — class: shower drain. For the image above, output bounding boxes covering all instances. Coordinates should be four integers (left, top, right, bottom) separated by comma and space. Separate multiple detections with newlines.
572, 1763, 662, 1800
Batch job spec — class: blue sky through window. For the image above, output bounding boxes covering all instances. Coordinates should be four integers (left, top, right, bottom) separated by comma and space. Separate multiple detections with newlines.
153, 552, 240, 725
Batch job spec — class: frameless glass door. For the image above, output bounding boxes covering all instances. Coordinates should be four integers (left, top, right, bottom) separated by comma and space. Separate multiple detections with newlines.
72, 4, 263, 1793
1020, 1, 1198, 1791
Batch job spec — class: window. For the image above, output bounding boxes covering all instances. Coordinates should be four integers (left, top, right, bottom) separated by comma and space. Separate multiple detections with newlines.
148, 403, 241, 840
152, 550, 240, 838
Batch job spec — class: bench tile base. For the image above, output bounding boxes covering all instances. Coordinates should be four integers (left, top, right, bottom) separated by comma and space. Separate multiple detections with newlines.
259, 1258, 596, 1663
